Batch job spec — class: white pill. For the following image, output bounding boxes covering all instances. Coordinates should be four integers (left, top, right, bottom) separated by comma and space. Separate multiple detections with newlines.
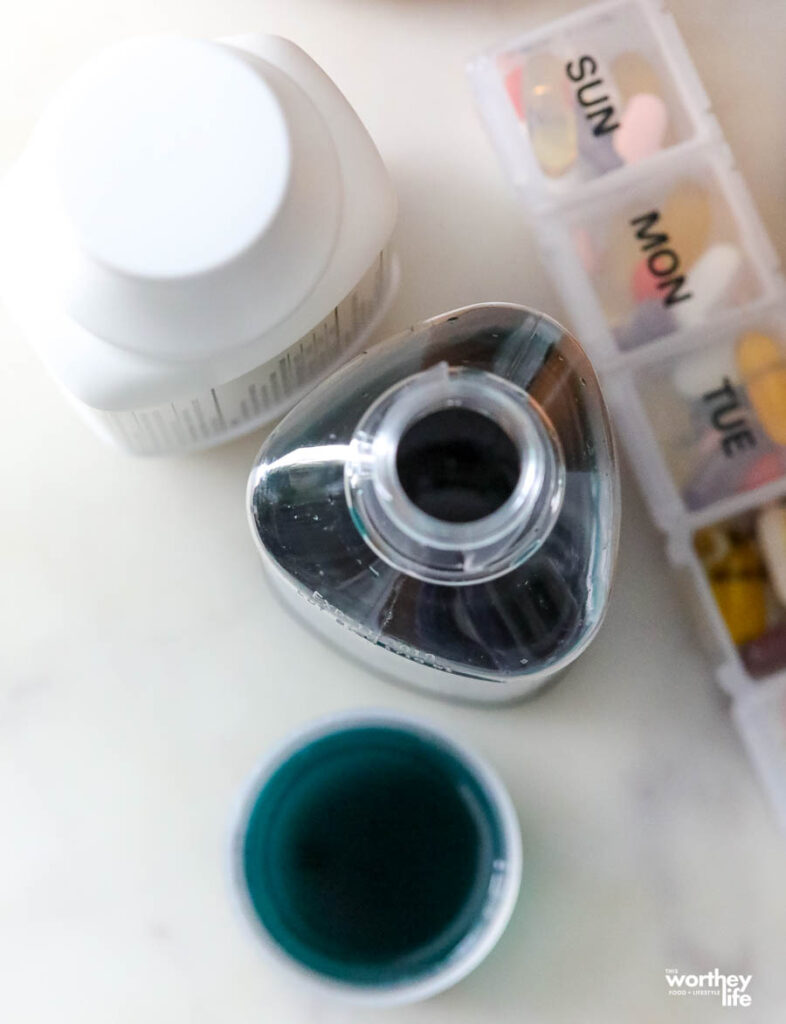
756, 504, 786, 606
672, 342, 738, 399
613, 93, 668, 164
675, 243, 744, 329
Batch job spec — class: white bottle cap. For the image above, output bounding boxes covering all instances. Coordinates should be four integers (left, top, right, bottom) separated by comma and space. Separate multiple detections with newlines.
23, 36, 342, 359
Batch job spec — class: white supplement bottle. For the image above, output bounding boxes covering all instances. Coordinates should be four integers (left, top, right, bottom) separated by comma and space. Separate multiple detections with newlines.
0, 34, 398, 454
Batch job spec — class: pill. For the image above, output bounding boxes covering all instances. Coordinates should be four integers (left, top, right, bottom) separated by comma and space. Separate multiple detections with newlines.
523, 52, 578, 177
736, 331, 786, 445
705, 535, 767, 646
742, 450, 786, 492
603, 184, 706, 323
599, 210, 663, 325
675, 243, 743, 329
694, 526, 731, 569
503, 63, 525, 120
632, 258, 661, 302
756, 505, 786, 605
613, 93, 668, 164
614, 298, 674, 351
672, 343, 737, 399
683, 433, 767, 510
611, 51, 663, 103
661, 181, 711, 268
740, 622, 786, 678
683, 450, 732, 510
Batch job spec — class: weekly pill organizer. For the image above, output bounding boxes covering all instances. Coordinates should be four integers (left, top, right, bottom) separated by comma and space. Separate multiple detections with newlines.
470, 0, 786, 830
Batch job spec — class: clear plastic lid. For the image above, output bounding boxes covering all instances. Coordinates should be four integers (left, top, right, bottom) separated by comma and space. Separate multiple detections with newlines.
248, 304, 619, 700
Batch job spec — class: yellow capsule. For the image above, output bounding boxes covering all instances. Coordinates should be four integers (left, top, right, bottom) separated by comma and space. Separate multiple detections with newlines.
703, 535, 768, 646
611, 52, 664, 103
735, 331, 786, 445
523, 52, 578, 178
661, 181, 712, 268
694, 526, 731, 569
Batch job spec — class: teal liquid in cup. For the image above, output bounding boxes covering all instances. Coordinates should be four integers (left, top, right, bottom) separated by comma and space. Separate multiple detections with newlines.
236, 717, 519, 998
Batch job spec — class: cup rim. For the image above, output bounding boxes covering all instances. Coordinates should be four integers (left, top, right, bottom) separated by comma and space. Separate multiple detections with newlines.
228, 708, 522, 1006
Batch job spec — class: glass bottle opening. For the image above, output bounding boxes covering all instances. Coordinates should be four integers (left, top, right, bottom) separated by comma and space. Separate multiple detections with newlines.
396, 408, 521, 524
345, 363, 567, 585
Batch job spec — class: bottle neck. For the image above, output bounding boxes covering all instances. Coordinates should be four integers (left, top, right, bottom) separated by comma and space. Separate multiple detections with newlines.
344, 363, 566, 585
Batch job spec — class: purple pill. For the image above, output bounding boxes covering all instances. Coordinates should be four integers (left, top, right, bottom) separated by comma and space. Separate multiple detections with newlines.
613, 299, 675, 352
683, 432, 772, 511
741, 622, 786, 679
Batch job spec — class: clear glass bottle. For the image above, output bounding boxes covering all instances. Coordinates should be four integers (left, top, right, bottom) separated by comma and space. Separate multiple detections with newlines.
248, 303, 620, 702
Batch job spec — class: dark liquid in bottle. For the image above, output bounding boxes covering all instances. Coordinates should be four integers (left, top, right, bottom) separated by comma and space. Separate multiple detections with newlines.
396, 407, 520, 523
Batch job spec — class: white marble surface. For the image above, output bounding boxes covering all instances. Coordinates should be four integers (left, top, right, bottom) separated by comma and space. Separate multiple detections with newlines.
1, 1, 785, 1021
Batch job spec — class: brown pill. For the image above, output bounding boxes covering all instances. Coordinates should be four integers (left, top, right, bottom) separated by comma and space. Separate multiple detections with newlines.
741, 622, 786, 678
698, 533, 768, 646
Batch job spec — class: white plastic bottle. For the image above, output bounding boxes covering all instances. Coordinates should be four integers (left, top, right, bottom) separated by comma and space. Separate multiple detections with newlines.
0, 34, 398, 454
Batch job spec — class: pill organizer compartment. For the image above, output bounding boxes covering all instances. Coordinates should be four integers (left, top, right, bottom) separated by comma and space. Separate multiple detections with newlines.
679, 507, 786, 828
468, 0, 713, 203
678, 509, 786, 828
605, 304, 786, 526
544, 150, 775, 360
689, 501, 786, 685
